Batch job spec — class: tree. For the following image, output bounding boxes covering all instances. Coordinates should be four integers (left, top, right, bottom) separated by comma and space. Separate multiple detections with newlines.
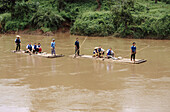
155, 0, 158, 3
107, 0, 134, 30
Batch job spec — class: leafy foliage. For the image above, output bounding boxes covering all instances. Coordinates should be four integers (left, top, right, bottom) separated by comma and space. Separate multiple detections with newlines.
71, 11, 115, 36
30, 8, 64, 29
0, 0, 169, 39
0, 13, 11, 32
4, 21, 27, 31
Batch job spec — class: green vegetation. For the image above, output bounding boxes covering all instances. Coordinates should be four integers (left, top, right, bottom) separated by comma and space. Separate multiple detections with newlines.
0, 0, 169, 39
71, 11, 115, 36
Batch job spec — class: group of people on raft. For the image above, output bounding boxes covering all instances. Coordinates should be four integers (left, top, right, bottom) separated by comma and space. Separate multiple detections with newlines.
15, 35, 136, 61
15, 35, 57, 55
15, 35, 42, 54
74, 38, 136, 61
75, 38, 115, 59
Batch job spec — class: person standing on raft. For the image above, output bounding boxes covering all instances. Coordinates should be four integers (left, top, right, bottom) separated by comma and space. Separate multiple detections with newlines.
51, 39, 56, 55
75, 38, 80, 56
131, 42, 137, 62
15, 35, 21, 51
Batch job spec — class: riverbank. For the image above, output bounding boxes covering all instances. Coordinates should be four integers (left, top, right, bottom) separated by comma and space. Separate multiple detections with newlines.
1, 29, 170, 40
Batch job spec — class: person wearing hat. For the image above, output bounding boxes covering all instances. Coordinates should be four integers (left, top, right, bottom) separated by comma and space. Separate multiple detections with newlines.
93, 47, 98, 57
15, 35, 21, 51
51, 39, 56, 55
131, 42, 137, 62
97, 46, 105, 58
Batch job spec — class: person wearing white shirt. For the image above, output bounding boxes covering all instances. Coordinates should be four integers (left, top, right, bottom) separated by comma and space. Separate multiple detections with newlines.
106, 48, 116, 60
97, 46, 105, 58
25, 42, 33, 54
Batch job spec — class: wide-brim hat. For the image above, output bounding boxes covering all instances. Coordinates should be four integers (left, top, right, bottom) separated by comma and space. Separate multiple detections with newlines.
94, 47, 99, 49
16, 35, 20, 37
52, 39, 55, 41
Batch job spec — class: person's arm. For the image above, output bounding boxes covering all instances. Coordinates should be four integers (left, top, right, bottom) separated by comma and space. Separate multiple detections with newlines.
26, 45, 29, 51
32, 46, 35, 50
102, 48, 105, 53
75, 42, 77, 48
106, 50, 108, 56
51, 42, 53, 49
131, 47, 133, 54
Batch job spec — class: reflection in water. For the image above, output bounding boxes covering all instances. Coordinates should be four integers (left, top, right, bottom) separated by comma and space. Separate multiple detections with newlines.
93, 60, 105, 73
51, 59, 56, 73
0, 34, 170, 112
106, 63, 114, 72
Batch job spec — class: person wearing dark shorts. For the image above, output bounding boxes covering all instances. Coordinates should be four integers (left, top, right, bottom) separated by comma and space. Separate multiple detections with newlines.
15, 35, 21, 51
131, 42, 136, 62
75, 38, 80, 56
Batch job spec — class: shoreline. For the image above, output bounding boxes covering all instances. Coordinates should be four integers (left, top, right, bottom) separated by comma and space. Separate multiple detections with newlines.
0, 28, 169, 40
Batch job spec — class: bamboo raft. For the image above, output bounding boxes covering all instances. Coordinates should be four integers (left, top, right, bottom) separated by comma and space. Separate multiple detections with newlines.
12, 50, 64, 58
70, 55, 147, 64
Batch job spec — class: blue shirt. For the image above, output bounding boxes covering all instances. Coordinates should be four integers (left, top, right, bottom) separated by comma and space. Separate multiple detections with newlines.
37, 45, 41, 48
51, 42, 55, 48
26, 44, 32, 50
131, 46, 136, 52
15, 38, 21, 44
75, 41, 79, 48
33, 45, 37, 50
107, 49, 114, 55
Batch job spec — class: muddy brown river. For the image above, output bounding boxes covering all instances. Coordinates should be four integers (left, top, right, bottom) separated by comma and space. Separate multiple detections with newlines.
0, 33, 170, 112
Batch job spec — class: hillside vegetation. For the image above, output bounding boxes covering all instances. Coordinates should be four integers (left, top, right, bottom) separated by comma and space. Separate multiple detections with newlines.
0, 0, 169, 39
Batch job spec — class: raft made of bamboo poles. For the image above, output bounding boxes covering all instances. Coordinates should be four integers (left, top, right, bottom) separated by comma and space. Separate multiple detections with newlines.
12, 50, 64, 58
70, 55, 147, 64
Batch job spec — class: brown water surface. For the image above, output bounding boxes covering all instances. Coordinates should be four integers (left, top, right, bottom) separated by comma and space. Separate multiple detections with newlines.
0, 33, 170, 112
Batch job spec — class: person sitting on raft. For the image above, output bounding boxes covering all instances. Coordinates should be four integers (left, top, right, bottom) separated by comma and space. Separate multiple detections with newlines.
106, 48, 115, 59
15, 35, 21, 51
97, 46, 105, 58
37, 43, 42, 53
93, 47, 98, 57
26, 42, 32, 54
33, 43, 38, 54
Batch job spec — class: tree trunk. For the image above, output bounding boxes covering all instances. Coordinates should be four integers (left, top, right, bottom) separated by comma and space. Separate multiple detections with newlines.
96, 0, 101, 11
155, 0, 158, 3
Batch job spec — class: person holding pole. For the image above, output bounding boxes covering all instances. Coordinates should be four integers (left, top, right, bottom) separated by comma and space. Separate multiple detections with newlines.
75, 38, 80, 56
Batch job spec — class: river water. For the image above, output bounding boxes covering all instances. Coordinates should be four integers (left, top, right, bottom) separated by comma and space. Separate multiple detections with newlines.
0, 33, 170, 112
